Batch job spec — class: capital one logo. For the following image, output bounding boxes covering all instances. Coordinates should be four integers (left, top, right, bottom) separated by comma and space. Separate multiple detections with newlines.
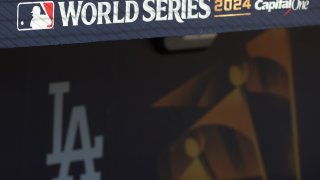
17, 1, 54, 31
46, 82, 103, 180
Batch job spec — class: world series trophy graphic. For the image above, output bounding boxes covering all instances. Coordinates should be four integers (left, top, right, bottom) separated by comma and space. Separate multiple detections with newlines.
154, 29, 300, 180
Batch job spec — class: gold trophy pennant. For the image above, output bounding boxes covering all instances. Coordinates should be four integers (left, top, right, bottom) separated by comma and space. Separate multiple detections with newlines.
156, 29, 300, 180
170, 64, 267, 180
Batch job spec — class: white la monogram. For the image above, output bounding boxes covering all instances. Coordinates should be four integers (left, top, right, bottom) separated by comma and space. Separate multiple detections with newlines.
46, 82, 104, 180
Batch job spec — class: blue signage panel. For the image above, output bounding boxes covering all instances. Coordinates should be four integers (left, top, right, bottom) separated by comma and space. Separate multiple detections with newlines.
0, 0, 319, 47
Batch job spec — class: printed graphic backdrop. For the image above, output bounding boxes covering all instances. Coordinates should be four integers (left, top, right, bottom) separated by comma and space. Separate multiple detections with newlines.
1, 27, 320, 180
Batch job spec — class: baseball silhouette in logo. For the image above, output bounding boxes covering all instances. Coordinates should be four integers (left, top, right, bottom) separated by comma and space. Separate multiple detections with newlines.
30, 5, 51, 29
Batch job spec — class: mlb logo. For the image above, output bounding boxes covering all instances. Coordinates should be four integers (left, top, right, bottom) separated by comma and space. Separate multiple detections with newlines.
17, 1, 54, 31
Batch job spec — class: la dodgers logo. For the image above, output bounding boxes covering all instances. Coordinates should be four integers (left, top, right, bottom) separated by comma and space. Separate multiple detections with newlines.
17, 1, 54, 31
46, 82, 103, 180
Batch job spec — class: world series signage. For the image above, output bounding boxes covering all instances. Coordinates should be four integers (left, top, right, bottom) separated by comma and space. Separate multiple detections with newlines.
0, 0, 318, 47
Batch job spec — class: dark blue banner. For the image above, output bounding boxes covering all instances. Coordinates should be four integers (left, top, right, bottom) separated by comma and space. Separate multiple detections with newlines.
0, 0, 319, 48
